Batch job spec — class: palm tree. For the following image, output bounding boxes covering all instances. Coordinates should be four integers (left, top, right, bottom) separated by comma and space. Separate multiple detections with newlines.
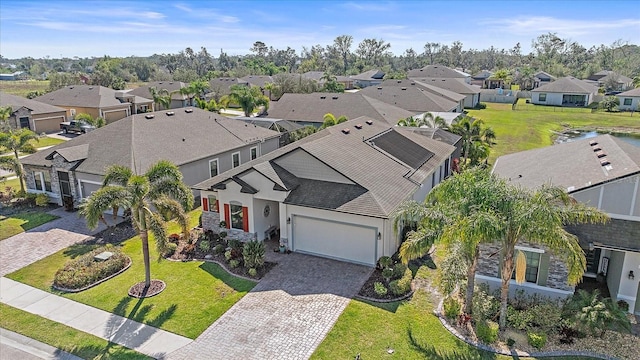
517, 66, 535, 90
180, 80, 210, 106
393, 168, 504, 314
194, 97, 222, 113
448, 116, 495, 166
75, 113, 105, 128
79, 160, 193, 291
0, 106, 12, 130
491, 69, 511, 89
149, 86, 171, 111
397, 112, 446, 128
0, 128, 39, 194
222, 85, 269, 117
493, 184, 608, 329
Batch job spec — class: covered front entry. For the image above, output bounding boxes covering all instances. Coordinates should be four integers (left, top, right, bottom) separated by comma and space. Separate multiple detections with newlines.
291, 215, 377, 266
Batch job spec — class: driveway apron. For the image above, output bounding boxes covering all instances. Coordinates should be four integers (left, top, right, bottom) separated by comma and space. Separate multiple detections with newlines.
169, 252, 372, 360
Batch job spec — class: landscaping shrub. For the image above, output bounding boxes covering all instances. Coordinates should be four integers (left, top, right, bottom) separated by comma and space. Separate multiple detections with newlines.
53, 245, 128, 290
443, 297, 461, 320
229, 259, 240, 268
377, 256, 392, 269
506, 338, 516, 347
227, 239, 243, 258
183, 243, 195, 256
164, 243, 178, 257
563, 289, 631, 336
24, 192, 37, 206
199, 240, 211, 252
617, 300, 629, 312
374, 282, 388, 296
168, 233, 180, 243
213, 244, 226, 254
218, 231, 227, 239
35, 193, 49, 206
381, 267, 394, 281
527, 331, 547, 349
529, 302, 563, 333
475, 320, 499, 344
224, 250, 232, 261
472, 285, 499, 322
248, 268, 257, 277
507, 305, 534, 330
242, 240, 265, 268
475, 102, 487, 109
389, 268, 412, 296
392, 262, 407, 279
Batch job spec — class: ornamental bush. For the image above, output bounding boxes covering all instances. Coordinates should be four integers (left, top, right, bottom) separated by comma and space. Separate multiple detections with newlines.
527, 331, 547, 349
199, 240, 211, 252
389, 268, 412, 296
242, 240, 265, 268
374, 282, 388, 296
443, 297, 461, 320
53, 245, 128, 290
475, 320, 499, 344
391, 262, 407, 279
35, 193, 49, 206
164, 243, 178, 257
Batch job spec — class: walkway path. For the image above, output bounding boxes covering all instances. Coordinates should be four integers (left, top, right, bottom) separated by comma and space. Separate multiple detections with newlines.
0, 207, 120, 277
0, 329, 82, 360
0, 277, 192, 359
169, 252, 372, 360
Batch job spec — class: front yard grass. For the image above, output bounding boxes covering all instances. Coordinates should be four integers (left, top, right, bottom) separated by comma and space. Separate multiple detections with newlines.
7, 209, 256, 339
0, 303, 151, 359
0, 210, 59, 240
467, 101, 640, 163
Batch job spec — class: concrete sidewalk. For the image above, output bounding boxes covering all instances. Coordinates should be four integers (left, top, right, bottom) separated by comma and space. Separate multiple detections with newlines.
0, 278, 192, 359
0, 329, 82, 360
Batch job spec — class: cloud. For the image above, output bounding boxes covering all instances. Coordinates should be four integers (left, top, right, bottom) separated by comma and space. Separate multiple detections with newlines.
341, 1, 396, 12
174, 3, 193, 12
481, 16, 640, 37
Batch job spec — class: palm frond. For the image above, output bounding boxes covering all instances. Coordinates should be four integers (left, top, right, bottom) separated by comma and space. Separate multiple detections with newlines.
145, 160, 184, 184
148, 178, 193, 211
78, 186, 131, 229
102, 165, 133, 186
145, 208, 168, 259
153, 195, 190, 237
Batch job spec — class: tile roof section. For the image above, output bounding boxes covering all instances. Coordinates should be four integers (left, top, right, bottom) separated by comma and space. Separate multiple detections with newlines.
35, 85, 129, 108
492, 135, 640, 192
531, 76, 598, 94
0, 92, 67, 114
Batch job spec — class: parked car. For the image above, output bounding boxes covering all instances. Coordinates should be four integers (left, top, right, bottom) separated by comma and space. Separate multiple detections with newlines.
60, 120, 95, 134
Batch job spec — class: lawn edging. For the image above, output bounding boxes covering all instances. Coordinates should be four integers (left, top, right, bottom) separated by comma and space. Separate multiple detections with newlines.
165, 256, 262, 283
355, 289, 415, 303
51, 256, 132, 293
434, 297, 614, 360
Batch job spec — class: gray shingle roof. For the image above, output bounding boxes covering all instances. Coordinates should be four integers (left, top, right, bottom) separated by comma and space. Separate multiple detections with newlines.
407, 65, 467, 79
531, 77, 598, 94
350, 69, 385, 81
126, 81, 188, 101
412, 77, 480, 95
617, 87, 640, 97
359, 81, 459, 112
34, 85, 130, 108
22, 108, 280, 176
492, 135, 640, 192
46, 144, 89, 162
194, 117, 455, 218
265, 92, 416, 125
240, 75, 274, 87
0, 92, 67, 114
232, 117, 303, 132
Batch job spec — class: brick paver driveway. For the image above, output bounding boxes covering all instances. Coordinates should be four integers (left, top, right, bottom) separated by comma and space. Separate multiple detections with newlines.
0, 207, 122, 277
169, 252, 372, 360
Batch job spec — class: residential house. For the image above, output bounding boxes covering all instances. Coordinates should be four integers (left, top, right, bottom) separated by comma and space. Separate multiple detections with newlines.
0, 92, 67, 133
193, 117, 456, 266
34, 85, 135, 123
587, 70, 634, 91
617, 87, 640, 111
533, 71, 556, 89
488, 135, 640, 313
380, 79, 466, 112
126, 81, 191, 109
407, 65, 471, 84
264, 92, 416, 127
350, 69, 385, 88
0, 71, 27, 81
208, 78, 249, 100
231, 116, 303, 146
359, 80, 462, 113
412, 78, 481, 108
20, 108, 281, 208
301, 72, 354, 90
471, 70, 493, 87
531, 77, 598, 107
114, 91, 154, 114
240, 75, 276, 99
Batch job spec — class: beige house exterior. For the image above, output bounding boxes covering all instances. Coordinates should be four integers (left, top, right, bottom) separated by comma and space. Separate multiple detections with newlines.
0, 92, 67, 133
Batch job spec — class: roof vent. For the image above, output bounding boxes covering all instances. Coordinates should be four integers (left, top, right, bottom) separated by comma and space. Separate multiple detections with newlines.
377, 87, 382, 90
410, 82, 416, 85
184, 108, 193, 113
166, 111, 175, 116
592, 145, 601, 152
366, 120, 373, 125
401, 87, 407, 90
320, 96, 326, 99
145, 114, 155, 119
397, 80, 402, 83
600, 158, 610, 166
332, 96, 339, 100
589, 140, 598, 146
355, 124, 363, 129
596, 151, 606, 158
342, 128, 350, 134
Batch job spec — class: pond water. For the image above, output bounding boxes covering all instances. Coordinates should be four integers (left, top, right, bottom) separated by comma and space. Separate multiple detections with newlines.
557, 130, 640, 148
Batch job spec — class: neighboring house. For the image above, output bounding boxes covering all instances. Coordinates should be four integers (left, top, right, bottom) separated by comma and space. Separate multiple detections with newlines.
489, 135, 640, 313
0, 71, 27, 81
240, 75, 275, 99
208, 78, 249, 100
114, 91, 154, 114
471, 70, 493, 87
407, 65, 471, 84
0, 92, 67, 133
126, 81, 190, 109
587, 70, 633, 92
533, 71, 556, 89
531, 77, 598, 107
350, 69, 385, 88
34, 85, 134, 123
617, 87, 640, 111
359, 79, 462, 113
21, 108, 281, 208
264, 92, 416, 126
193, 117, 456, 266
231, 116, 303, 146
301, 72, 354, 90
412, 78, 481, 108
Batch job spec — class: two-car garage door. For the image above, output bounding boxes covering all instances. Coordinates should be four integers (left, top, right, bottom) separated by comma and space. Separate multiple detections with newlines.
291, 215, 377, 266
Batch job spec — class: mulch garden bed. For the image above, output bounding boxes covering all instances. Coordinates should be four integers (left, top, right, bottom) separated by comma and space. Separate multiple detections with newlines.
0, 202, 59, 216
358, 268, 403, 300
128, 280, 166, 298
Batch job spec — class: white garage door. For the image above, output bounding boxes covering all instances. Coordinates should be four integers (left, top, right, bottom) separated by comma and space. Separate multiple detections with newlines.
292, 215, 377, 266
81, 181, 101, 198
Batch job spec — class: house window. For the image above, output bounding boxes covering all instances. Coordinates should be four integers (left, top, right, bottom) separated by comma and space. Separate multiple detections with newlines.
511, 250, 541, 283
250, 147, 258, 161
209, 159, 219, 178
539, 93, 547, 102
230, 203, 243, 230
623, 98, 632, 106
33, 171, 52, 192
208, 195, 218, 212
232, 152, 240, 168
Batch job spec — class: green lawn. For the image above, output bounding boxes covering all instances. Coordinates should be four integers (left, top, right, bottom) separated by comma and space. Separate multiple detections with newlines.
467, 101, 640, 163
7, 209, 256, 339
0, 303, 151, 360
0, 210, 59, 240
0, 177, 21, 192
33, 136, 66, 148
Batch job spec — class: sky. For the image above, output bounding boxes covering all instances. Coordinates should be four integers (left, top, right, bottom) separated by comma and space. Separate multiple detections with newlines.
1, 0, 639, 59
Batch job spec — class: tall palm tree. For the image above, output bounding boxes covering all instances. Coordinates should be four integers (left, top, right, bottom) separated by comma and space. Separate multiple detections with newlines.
493, 184, 608, 329
0, 106, 13, 131
448, 116, 495, 166
396, 112, 446, 128
79, 160, 193, 290
149, 86, 171, 111
180, 80, 209, 106
222, 85, 269, 117
393, 168, 504, 314
0, 128, 39, 194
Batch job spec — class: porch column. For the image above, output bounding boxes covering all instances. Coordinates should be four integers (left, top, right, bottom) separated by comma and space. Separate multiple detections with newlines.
279, 202, 288, 247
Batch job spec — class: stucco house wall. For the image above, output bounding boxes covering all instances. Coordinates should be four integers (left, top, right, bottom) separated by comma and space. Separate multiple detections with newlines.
617, 96, 640, 111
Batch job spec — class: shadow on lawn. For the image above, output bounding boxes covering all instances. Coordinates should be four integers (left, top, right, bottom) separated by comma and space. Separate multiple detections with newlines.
53, 343, 150, 360
198, 261, 255, 292
407, 328, 502, 360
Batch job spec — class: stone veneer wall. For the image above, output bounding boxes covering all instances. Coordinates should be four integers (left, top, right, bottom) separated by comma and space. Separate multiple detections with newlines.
24, 155, 81, 207
201, 211, 257, 242
476, 242, 574, 292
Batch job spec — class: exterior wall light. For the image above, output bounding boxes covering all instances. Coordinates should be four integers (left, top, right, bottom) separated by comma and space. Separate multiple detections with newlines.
629, 271, 635, 280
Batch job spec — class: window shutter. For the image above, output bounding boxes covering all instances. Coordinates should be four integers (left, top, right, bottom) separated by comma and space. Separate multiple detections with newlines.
242, 206, 249, 232
224, 204, 231, 229
202, 197, 209, 212
537, 252, 550, 287
216, 200, 220, 213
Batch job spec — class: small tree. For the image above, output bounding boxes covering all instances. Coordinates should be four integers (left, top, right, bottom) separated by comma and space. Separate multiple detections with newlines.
222, 85, 269, 117
600, 96, 620, 112
75, 113, 105, 128
149, 86, 171, 110
0, 128, 39, 194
